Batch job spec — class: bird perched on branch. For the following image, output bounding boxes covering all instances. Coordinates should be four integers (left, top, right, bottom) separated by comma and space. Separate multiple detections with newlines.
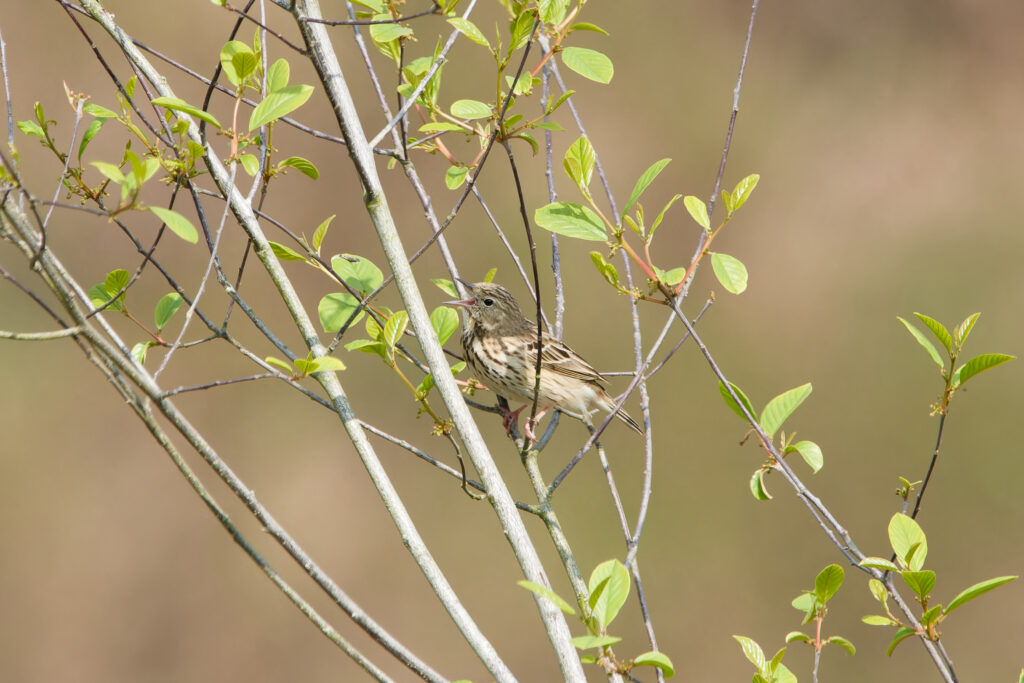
446, 279, 642, 442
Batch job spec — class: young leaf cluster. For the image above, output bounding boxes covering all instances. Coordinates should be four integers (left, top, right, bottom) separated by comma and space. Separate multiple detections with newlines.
897, 312, 1014, 415
532, 134, 759, 302
87, 268, 185, 364
717, 380, 822, 500
519, 559, 674, 679
859, 514, 1017, 654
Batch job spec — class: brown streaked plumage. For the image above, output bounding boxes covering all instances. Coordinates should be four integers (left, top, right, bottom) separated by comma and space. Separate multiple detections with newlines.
446, 281, 642, 441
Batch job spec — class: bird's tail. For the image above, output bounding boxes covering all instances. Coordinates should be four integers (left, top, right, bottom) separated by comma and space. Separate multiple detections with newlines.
600, 394, 642, 434
614, 407, 643, 434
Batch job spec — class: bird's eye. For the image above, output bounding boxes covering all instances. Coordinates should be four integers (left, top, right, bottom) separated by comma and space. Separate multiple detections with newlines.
483, 298, 494, 306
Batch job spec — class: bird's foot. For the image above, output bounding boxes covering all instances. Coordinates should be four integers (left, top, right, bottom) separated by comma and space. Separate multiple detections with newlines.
501, 404, 526, 436
523, 409, 548, 444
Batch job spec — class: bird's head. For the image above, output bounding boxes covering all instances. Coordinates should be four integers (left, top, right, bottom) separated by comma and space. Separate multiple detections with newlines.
445, 280, 529, 333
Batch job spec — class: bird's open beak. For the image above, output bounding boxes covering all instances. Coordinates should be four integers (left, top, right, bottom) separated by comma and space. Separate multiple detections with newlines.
445, 276, 475, 307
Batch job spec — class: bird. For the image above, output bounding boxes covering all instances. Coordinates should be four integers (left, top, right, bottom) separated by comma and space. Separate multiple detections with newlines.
446, 279, 642, 442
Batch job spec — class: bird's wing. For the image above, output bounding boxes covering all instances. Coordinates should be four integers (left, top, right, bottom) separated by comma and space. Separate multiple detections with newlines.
526, 334, 606, 385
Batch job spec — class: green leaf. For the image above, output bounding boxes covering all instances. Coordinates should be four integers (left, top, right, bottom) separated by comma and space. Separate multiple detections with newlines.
418, 122, 467, 133
450, 99, 492, 119
750, 469, 772, 501
921, 604, 943, 627
570, 635, 622, 650
318, 293, 365, 333
16, 120, 45, 139
588, 560, 630, 629
954, 312, 981, 347
888, 513, 927, 571
383, 311, 409, 352
311, 356, 346, 372
433, 278, 458, 298
538, 0, 570, 24
814, 564, 844, 602
729, 173, 760, 214
868, 578, 889, 604
269, 241, 306, 261
311, 214, 335, 252
860, 557, 900, 572
483, 267, 497, 283
249, 84, 314, 130
785, 631, 810, 643
719, 380, 756, 422
89, 284, 122, 312
77, 119, 105, 160
759, 382, 812, 438
265, 356, 293, 373
534, 202, 607, 241
897, 316, 945, 370
416, 373, 435, 397
151, 96, 222, 129
791, 592, 815, 614
514, 132, 539, 155
445, 165, 468, 189
154, 292, 184, 330
683, 195, 710, 230
516, 580, 576, 616
232, 50, 258, 84
560, 46, 614, 84
886, 627, 916, 656
653, 266, 686, 287
447, 17, 490, 49
787, 440, 823, 473
570, 22, 610, 35
220, 40, 254, 87
278, 156, 320, 179
91, 161, 125, 184
430, 306, 459, 344
828, 636, 856, 655
563, 135, 595, 192
862, 615, 897, 626
531, 120, 564, 131
774, 662, 798, 683
131, 341, 156, 365
149, 206, 198, 244
632, 651, 674, 678
545, 89, 575, 116
733, 635, 767, 673
239, 153, 259, 176
508, 10, 536, 51
344, 339, 387, 360
369, 15, 413, 43
954, 353, 1015, 387
505, 74, 538, 96
293, 356, 315, 375
913, 312, 953, 355
944, 575, 1018, 615
331, 254, 384, 296
83, 102, 118, 119
710, 252, 748, 294
266, 58, 290, 92
589, 251, 619, 287
621, 159, 671, 219
104, 269, 131, 300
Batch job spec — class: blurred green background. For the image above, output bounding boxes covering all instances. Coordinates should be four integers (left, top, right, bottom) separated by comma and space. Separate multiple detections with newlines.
1, 1, 1022, 681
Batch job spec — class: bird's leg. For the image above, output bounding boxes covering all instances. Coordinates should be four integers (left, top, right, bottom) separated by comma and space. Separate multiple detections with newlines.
502, 404, 526, 435
524, 408, 549, 442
